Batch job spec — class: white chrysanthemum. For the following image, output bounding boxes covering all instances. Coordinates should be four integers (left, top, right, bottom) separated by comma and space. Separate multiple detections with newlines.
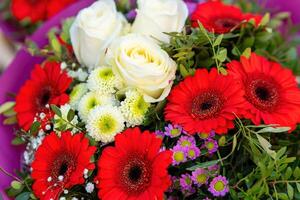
86, 105, 125, 143
54, 104, 79, 133
87, 66, 122, 94
78, 91, 117, 121
69, 83, 88, 109
120, 89, 150, 127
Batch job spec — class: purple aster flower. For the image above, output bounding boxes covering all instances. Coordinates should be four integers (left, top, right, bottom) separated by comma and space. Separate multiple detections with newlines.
171, 145, 187, 165
198, 130, 215, 140
204, 138, 218, 154
187, 146, 201, 160
203, 197, 211, 200
208, 175, 229, 197
155, 130, 165, 139
179, 174, 195, 195
191, 168, 209, 187
177, 136, 196, 147
165, 124, 186, 138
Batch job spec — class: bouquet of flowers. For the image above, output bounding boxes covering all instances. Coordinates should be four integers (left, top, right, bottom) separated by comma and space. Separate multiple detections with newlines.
1, 0, 300, 199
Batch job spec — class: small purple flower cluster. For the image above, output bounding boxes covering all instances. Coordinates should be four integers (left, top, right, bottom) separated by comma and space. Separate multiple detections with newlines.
198, 130, 219, 154
156, 126, 228, 198
171, 136, 200, 165
178, 169, 229, 197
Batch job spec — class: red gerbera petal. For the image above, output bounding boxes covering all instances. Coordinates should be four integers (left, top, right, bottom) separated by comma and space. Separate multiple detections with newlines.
227, 53, 300, 130
31, 131, 96, 200
165, 68, 246, 135
11, 0, 48, 23
15, 61, 72, 131
46, 0, 77, 19
95, 127, 172, 200
191, 1, 262, 34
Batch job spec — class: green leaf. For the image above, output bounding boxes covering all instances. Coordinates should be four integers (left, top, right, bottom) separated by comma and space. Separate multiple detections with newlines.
11, 137, 26, 145
285, 167, 293, 179
30, 121, 40, 135
287, 183, 294, 200
215, 48, 227, 62
259, 13, 270, 26
51, 105, 62, 117
218, 136, 226, 146
232, 46, 241, 56
0, 101, 15, 114
256, 133, 276, 159
293, 167, 300, 179
3, 109, 16, 117
3, 116, 17, 125
67, 109, 75, 122
15, 192, 30, 200
179, 64, 191, 78
219, 67, 228, 75
60, 18, 74, 43
213, 34, 223, 47
11, 181, 23, 190
187, 160, 219, 171
256, 126, 290, 134
25, 40, 40, 56
242, 48, 251, 58
296, 183, 300, 193
277, 193, 289, 200
276, 147, 287, 159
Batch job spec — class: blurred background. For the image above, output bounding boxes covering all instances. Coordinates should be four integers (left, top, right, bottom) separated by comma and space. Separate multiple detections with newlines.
0, 31, 16, 72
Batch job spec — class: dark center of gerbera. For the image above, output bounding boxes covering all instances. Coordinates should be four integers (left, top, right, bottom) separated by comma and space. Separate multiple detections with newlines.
51, 153, 76, 182
245, 75, 280, 111
191, 90, 224, 120
214, 18, 241, 31
120, 156, 151, 194
37, 87, 52, 107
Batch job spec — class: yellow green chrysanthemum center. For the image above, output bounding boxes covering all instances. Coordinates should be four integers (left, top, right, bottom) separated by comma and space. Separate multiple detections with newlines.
99, 68, 114, 81
181, 140, 191, 147
214, 181, 225, 191
97, 115, 117, 135
206, 142, 214, 150
185, 177, 192, 185
197, 174, 207, 184
70, 86, 80, 98
199, 132, 209, 139
174, 152, 185, 162
132, 95, 149, 116
87, 97, 99, 110
188, 149, 195, 157
171, 129, 180, 136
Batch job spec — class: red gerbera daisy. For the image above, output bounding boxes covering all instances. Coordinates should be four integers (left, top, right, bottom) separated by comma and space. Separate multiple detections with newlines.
31, 131, 96, 199
11, 0, 48, 23
95, 127, 172, 200
15, 61, 72, 131
47, 0, 77, 19
165, 68, 246, 134
227, 53, 300, 130
191, 1, 262, 34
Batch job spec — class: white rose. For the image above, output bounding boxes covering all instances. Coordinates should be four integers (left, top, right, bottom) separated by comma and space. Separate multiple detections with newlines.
131, 0, 188, 43
70, 0, 128, 68
106, 34, 177, 103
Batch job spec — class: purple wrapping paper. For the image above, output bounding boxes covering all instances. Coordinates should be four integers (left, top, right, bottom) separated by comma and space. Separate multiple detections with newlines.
262, 0, 300, 24
0, 0, 299, 198
0, 0, 95, 198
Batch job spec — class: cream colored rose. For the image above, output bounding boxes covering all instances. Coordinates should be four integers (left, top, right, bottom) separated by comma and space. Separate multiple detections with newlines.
70, 0, 128, 68
106, 34, 177, 103
131, 0, 188, 43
